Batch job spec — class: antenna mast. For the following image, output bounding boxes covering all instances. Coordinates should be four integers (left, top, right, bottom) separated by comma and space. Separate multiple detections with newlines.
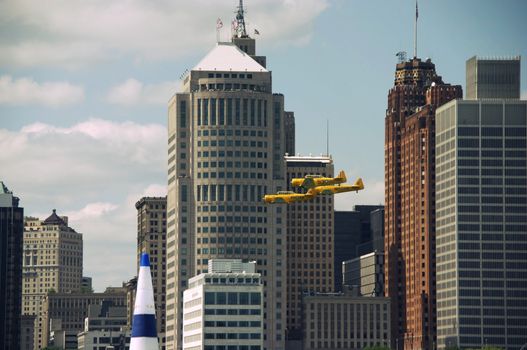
414, 0, 418, 58
235, 0, 248, 38
326, 119, 329, 157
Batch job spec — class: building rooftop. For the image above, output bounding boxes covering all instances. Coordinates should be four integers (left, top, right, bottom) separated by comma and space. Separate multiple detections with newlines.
285, 155, 332, 163
42, 209, 66, 226
193, 42, 268, 73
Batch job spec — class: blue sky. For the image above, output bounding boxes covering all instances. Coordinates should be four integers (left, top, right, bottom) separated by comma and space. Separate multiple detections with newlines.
1, 0, 526, 290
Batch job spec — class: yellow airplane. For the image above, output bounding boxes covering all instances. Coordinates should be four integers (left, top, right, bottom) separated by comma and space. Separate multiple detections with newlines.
311, 178, 364, 195
263, 189, 316, 204
291, 170, 347, 189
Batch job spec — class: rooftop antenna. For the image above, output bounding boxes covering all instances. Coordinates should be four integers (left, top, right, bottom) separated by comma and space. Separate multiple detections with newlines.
413, 0, 418, 58
235, 0, 248, 38
326, 119, 329, 157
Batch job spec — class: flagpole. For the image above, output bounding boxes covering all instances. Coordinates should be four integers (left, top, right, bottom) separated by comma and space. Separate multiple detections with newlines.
414, 0, 418, 58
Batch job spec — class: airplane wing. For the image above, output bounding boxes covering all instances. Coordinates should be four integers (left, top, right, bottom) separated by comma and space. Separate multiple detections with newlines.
264, 189, 316, 204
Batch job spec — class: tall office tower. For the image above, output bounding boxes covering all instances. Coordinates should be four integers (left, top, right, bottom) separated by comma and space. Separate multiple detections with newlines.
136, 196, 167, 347
0, 182, 24, 350
333, 205, 384, 292
284, 155, 334, 345
284, 111, 295, 155
466, 56, 521, 100
22, 210, 83, 349
384, 57, 462, 350
165, 3, 289, 349
435, 57, 526, 350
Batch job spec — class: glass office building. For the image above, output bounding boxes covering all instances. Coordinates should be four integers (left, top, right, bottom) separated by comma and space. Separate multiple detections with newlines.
435, 98, 527, 349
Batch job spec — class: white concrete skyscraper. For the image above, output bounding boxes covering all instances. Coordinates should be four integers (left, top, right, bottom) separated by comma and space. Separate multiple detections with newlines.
165, 3, 292, 349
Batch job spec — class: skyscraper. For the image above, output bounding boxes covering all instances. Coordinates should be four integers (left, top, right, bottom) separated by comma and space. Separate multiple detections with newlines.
22, 210, 83, 349
0, 182, 24, 350
136, 196, 167, 347
466, 56, 521, 100
435, 57, 527, 350
165, 3, 290, 349
384, 57, 462, 350
284, 155, 334, 344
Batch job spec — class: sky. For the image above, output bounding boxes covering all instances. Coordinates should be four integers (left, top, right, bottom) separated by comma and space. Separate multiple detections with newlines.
1, 0, 526, 291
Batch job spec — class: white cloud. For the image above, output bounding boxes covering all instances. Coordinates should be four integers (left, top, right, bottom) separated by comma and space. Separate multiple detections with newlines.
0, 75, 84, 106
107, 79, 177, 106
0, 0, 329, 67
1, 118, 167, 290
65, 202, 119, 222
521, 90, 527, 100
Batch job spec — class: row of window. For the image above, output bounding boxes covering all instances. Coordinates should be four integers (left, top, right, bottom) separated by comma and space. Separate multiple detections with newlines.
204, 332, 261, 340
198, 161, 268, 169
458, 159, 526, 166
458, 168, 527, 176
203, 346, 260, 350
207, 72, 254, 79
197, 140, 268, 149
197, 150, 266, 159
458, 149, 526, 157
197, 247, 267, 256
459, 187, 527, 194
197, 129, 267, 138
457, 127, 527, 137
196, 98, 268, 128
204, 320, 261, 328
197, 226, 268, 234
198, 237, 267, 244
198, 82, 266, 93
458, 138, 526, 148
197, 184, 267, 202
205, 291, 261, 305
204, 308, 261, 316
197, 171, 268, 180
197, 205, 267, 213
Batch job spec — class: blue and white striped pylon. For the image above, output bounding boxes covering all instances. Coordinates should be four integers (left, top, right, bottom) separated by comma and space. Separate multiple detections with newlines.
130, 252, 159, 350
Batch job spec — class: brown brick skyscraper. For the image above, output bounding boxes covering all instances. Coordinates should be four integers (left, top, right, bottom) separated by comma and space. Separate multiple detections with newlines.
384, 57, 461, 350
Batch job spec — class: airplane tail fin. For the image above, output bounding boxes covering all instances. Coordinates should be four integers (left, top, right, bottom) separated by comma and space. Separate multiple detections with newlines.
337, 170, 347, 182
353, 178, 364, 190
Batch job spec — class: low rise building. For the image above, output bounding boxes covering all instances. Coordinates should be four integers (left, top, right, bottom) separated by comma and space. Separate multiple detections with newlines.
342, 251, 384, 297
77, 300, 130, 350
182, 259, 263, 350
302, 292, 390, 350
41, 291, 126, 349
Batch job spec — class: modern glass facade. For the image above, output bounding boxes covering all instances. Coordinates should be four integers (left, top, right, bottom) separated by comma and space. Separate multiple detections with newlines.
436, 100, 527, 349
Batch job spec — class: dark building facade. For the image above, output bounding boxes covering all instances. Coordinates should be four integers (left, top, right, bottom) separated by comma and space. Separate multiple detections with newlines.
384, 57, 462, 350
135, 196, 167, 348
334, 205, 383, 292
0, 182, 24, 350
284, 156, 334, 344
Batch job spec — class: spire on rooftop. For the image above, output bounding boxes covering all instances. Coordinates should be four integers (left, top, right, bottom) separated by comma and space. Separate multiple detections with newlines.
234, 0, 248, 38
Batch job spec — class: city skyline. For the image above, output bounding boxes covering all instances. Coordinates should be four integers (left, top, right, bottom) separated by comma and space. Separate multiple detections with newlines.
1, 0, 526, 290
